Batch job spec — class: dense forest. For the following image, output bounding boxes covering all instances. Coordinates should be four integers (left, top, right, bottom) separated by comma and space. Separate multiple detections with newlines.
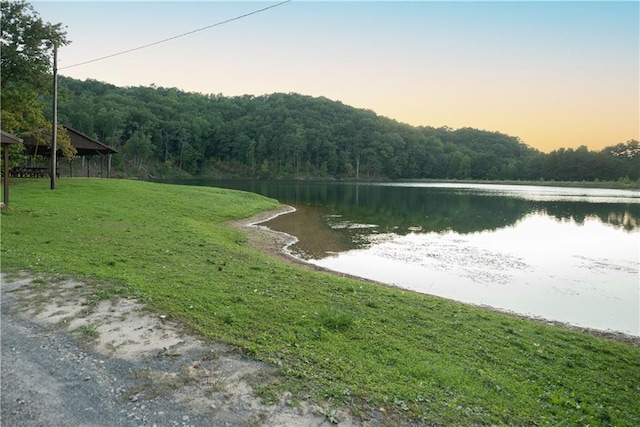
54, 76, 639, 182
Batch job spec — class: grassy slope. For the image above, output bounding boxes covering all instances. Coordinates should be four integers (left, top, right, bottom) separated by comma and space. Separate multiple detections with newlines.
2, 179, 639, 426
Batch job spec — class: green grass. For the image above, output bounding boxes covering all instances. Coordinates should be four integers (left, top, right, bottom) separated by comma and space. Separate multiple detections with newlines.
2, 178, 639, 425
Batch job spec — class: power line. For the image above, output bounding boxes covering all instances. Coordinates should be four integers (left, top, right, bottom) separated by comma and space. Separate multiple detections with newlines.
60, 0, 292, 70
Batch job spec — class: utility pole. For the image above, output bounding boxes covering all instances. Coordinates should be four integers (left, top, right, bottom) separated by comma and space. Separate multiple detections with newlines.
50, 43, 58, 190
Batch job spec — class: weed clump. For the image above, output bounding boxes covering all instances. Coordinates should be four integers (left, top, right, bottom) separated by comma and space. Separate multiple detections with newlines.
317, 307, 354, 331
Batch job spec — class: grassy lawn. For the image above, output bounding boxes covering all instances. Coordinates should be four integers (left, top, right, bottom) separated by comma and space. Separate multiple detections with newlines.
2, 178, 639, 426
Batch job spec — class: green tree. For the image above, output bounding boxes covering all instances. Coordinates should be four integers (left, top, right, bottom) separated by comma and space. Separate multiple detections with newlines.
1, 0, 68, 89
1, 0, 74, 162
123, 129, 153, 170
458, 154, 471, 179
448, 151, 464, 179
260, 159, 270, 177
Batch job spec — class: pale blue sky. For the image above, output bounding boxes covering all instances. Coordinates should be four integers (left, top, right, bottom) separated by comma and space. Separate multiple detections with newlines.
32, 1, 639, 152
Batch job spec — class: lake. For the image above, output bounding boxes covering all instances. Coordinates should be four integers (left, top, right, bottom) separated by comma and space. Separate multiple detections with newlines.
164, 180, 640, 336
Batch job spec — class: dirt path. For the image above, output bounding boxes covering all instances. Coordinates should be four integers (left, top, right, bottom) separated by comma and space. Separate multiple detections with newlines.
0, 272, 361, 427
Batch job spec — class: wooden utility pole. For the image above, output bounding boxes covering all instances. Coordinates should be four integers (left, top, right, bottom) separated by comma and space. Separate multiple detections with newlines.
50, 44, 58, 190
3, 141, 9, 207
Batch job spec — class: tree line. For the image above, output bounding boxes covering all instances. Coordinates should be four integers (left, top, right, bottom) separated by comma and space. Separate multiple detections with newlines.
55, 76, 639, 182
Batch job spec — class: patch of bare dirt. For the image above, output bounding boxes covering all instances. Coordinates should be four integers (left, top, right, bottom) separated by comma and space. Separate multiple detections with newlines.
1, 271, 368, 426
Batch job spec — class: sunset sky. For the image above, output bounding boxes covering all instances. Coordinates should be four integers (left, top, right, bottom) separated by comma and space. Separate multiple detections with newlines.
32, 1, 639, 153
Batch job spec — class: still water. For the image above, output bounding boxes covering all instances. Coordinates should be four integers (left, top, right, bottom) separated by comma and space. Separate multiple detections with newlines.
166, 180, 640, 336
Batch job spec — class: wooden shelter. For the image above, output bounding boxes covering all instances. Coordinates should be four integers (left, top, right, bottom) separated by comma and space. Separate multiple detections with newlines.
19, 125, 118, 178
1, 130, 24, 208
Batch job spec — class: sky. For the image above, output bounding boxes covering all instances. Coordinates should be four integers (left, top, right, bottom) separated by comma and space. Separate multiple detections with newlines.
31, 1, 639, 153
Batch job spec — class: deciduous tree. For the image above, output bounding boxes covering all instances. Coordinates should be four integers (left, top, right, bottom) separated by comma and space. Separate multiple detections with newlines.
1, 0, 74, 161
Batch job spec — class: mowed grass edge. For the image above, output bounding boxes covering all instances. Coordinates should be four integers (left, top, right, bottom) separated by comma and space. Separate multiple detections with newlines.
1, 179, 639, 426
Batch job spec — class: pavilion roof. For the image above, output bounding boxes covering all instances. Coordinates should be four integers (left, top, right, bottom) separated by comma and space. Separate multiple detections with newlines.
21, 125, 118, 157
1, 129, 24, 145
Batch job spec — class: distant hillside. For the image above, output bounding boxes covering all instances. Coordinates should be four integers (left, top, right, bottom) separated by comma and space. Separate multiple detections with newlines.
54, 76, 638, 182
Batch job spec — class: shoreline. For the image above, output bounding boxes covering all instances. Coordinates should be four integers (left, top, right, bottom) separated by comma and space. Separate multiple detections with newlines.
231, 205, 640, 347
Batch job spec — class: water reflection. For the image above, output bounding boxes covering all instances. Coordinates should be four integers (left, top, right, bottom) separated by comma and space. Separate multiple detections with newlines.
257, 182, 640, 259
266, 204, 356, 259
166, 180, 640, 235
310, 214, 639, 336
